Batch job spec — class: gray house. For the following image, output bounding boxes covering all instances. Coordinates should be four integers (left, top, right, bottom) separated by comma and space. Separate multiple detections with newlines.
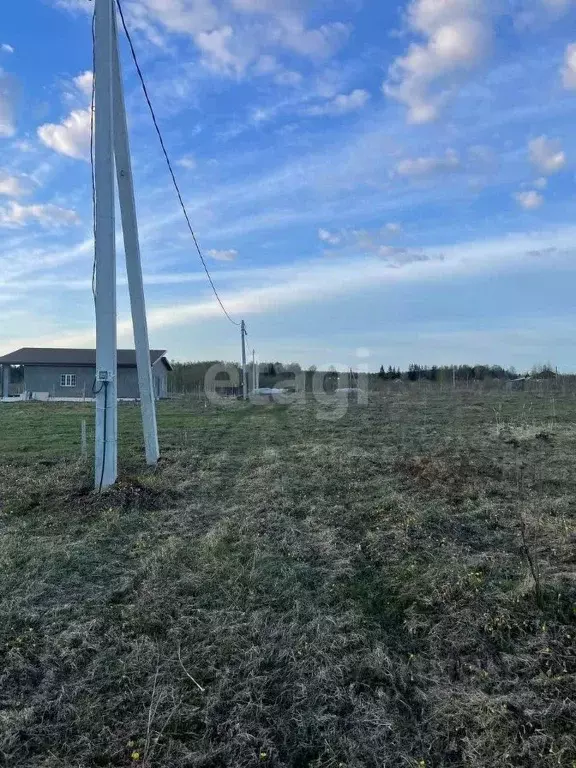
0, 348, 171, 400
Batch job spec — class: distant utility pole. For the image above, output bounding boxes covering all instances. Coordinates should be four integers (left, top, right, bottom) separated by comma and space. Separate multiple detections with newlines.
94, 0, 158, 489
241, 320, 248, 399
252, 349, 257, 394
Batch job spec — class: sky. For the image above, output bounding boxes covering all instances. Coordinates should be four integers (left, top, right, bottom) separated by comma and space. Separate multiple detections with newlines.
1, 0, 576, 371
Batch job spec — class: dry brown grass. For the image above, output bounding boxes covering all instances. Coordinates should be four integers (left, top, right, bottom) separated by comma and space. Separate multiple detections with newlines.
0, 391, 574, 767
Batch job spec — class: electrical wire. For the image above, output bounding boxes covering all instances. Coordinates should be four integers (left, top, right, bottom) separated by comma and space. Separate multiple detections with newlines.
114, 0, 240, 327
92, 377, 110, 491
99, 380, 109, 492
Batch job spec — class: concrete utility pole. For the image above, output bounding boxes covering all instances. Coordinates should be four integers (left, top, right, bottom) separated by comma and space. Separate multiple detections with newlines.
94, 0, 159, 489
252, 349, 257, 394
111, 8, 159, 466
94, 0, 118, 490
241, 320, 248, 399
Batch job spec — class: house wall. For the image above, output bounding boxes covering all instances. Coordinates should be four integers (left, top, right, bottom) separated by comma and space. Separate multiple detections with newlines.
111, 361, 167, 398
152, 358, 168, 399
24, 365, 96, 398
23, 362, 168, 399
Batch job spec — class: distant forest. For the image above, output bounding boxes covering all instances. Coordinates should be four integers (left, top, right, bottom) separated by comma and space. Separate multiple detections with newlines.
167, 361, 558, 393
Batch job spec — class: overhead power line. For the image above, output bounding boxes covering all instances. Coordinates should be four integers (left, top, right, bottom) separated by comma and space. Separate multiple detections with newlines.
114, 0, 240, 327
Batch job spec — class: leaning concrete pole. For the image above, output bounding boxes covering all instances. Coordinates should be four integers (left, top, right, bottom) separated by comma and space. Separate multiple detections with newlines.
111, 6, 159, 465
94, 0, 118, 490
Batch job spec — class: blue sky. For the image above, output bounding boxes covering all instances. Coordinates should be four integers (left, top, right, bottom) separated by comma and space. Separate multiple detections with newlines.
2, 0, 576, 371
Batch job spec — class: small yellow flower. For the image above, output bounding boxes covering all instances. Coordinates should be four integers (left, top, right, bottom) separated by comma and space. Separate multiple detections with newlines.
259, 751, 268, 760
131, 751, 141, 761
418, 761, 426, 768
127, 741, 135, 748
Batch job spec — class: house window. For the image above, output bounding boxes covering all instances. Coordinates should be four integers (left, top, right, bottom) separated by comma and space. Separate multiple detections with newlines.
60, 373, 77, 388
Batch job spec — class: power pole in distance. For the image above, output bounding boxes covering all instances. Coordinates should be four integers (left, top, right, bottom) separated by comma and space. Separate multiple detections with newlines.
252, 349, 257, 394
241, 320, 248, 399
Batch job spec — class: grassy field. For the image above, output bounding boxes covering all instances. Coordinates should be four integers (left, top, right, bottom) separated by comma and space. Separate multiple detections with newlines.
0, 391, 574, 767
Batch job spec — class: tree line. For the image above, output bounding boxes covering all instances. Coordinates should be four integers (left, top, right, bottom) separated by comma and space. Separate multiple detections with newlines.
167, 361, 558, 393
378, 363, 523, 382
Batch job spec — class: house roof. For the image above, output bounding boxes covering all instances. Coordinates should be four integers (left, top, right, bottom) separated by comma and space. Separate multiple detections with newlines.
0, 348, 172, 370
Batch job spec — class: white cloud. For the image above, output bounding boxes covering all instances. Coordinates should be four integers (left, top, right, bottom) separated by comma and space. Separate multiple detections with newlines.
81, 0, 348, 80
251, 55, 302, 85
231, 0, 285, 10
37, 70, 93, 160
274, 70, 303, 86
38, 108, 91, 160
1, 44, 14, 54
542, 0, 574, 12
384, 0, 493, 123
0, 201, 80, 228
0, 173, 32, 197
0, 68, 17, 137
395, 149, 460, 177
177, 154, 197, 170
73, 70, 93, 98
318, 228, 341, 245
515, 190, 544, 210
196, 25, 249, 74
207, 248, 238, 261
230, 0, 350, 57
385, 222, 402, 234
517, 0, 575, 28
253, 54, 278, 75
534, 177, 548, 189
52, 0, 91, 10
528, 135, 566, 175
279, 21, 350, 59
307, 88, 370, 116
562, 42, 576, 89
376, 245, 435, 265
12, 139, 34, 153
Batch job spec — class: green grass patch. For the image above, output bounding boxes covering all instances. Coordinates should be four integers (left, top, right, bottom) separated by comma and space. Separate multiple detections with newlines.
0, 392, 574, 767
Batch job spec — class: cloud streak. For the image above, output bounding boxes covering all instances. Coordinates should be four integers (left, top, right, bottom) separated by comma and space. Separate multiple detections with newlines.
4, 225, 576, 352
0, 202, 81, 228
0, 68, 18, 137
395, 149, 460, 177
